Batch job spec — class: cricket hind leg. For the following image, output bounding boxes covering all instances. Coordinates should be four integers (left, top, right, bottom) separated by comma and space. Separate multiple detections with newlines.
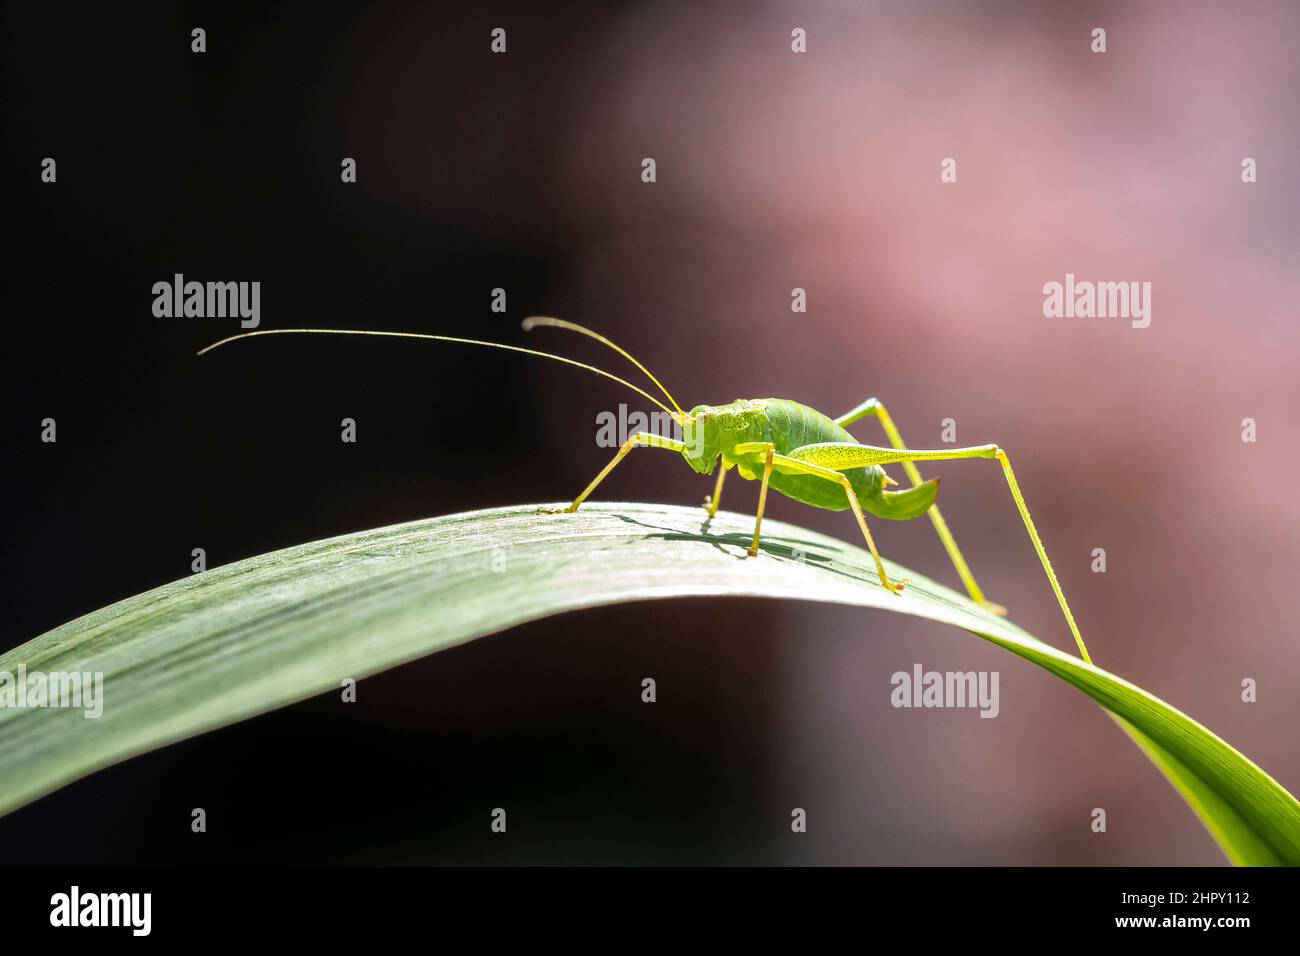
553, 431, 687, 514
835, 397, 1006, 616
787, 439, 1090, 663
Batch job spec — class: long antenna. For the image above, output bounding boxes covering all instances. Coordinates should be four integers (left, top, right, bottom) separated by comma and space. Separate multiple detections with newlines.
522, 316, 686, 418
196, 328, 682, 420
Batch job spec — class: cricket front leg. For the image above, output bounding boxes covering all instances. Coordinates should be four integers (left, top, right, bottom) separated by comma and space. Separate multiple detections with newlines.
835, 397, 1005, 615
554, 432, 687, 513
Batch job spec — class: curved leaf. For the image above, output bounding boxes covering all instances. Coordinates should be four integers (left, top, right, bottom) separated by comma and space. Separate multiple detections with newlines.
1, 503, 1296, 863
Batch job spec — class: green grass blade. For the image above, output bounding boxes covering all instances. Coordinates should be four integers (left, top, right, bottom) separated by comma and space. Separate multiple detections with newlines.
1, 502, 1296, 863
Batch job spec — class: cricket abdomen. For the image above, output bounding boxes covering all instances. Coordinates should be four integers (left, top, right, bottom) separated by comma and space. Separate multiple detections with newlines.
733, 399, 886, 512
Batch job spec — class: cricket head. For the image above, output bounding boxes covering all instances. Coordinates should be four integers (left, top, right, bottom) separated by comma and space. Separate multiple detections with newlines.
680, 406, 722, 474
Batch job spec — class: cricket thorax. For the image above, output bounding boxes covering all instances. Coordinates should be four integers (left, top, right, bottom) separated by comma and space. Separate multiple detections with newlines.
681, 399, 771, 475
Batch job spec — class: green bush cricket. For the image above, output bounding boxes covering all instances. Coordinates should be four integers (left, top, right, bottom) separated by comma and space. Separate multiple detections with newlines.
199, 318, 1090, 663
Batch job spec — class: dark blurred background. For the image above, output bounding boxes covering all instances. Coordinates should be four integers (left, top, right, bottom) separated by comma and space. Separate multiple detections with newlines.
2, 0, 1297, 864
